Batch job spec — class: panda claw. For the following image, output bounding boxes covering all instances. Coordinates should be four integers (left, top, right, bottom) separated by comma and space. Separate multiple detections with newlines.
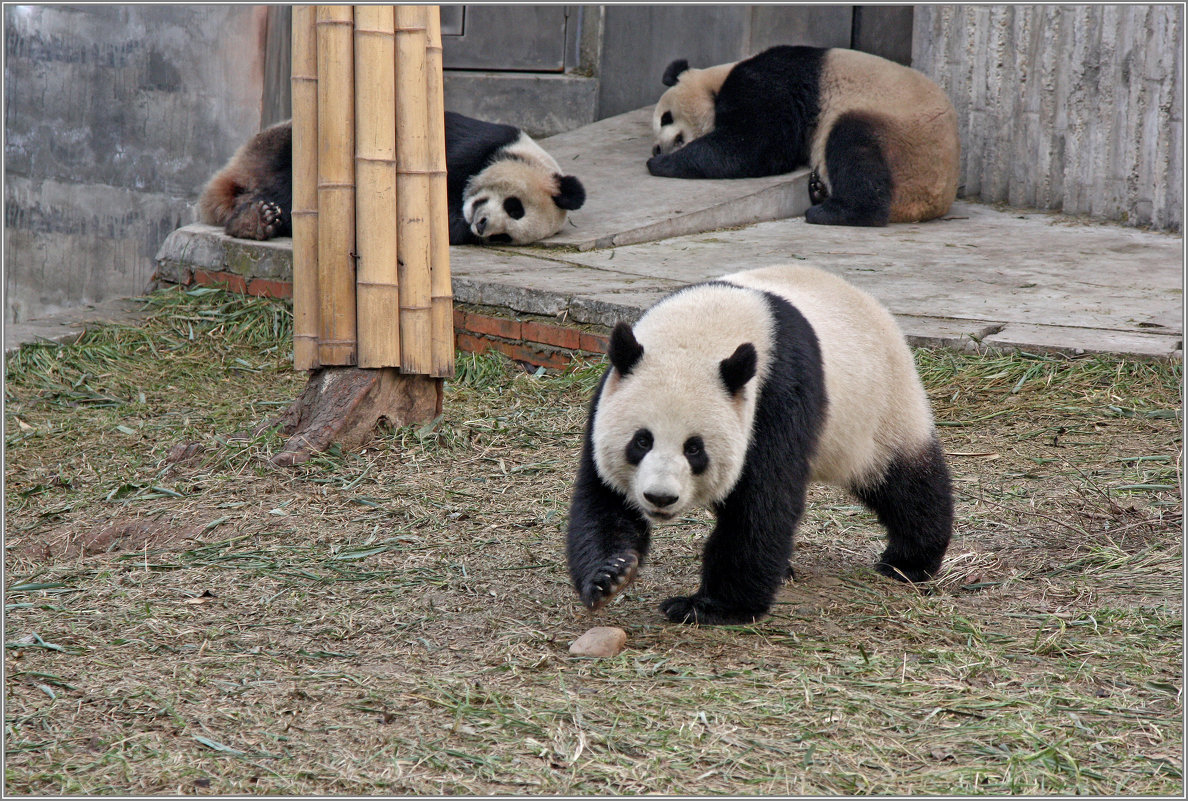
225, 197, 285, 240
581, 550, 640, 612
808, 169, 829, 206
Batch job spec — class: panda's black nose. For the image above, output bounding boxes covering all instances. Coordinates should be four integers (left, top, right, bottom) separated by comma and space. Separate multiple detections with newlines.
475, 217, 487, 235
644, 492, 678, 508
652, 144, 661, 157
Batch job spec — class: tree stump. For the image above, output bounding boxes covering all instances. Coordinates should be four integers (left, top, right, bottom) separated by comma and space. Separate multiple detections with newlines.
270, 366, 441, 467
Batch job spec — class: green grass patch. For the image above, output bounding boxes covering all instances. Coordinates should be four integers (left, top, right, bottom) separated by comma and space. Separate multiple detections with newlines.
4, 288, 1182, 795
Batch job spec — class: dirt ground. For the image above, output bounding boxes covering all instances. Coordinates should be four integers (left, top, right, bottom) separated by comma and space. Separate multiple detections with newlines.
3, 289, 1183, 795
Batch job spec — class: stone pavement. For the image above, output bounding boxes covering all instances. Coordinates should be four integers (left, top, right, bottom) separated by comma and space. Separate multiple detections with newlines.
8, 106, 1184, 362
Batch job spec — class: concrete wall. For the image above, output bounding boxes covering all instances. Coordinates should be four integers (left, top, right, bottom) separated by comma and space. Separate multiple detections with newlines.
914, 4, 1183, 231
596, 5, 855, 119
4, 4, 269, 323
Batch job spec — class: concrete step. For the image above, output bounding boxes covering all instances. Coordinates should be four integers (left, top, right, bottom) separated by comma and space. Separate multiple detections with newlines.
149, 198, 1183, 364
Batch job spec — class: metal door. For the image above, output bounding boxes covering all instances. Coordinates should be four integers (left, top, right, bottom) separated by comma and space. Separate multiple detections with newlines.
440, 5, 578, 72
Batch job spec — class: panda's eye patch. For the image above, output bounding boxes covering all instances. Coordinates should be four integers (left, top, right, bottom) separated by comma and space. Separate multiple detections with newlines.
503, 197, 525, 220
684, 436, 709, 474
660, 110, 674, 127
625, 428, 653, 465
471, 197, 489, 210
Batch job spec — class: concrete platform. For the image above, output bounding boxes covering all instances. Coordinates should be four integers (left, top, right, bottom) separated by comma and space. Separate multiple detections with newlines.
144, 198, 1183, 362
449, 200, 1183, 360
536, 107, 810, 250
8, 105, 1184, 362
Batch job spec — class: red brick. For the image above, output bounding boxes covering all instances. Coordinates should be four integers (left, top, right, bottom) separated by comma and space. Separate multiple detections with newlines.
453, 308, 466, 330
490, 340, 572, 370
455, 332, 492, 355
193, 269, 247, 294
522, 320, 581, 350
246, 277, 293, 299
462, 311, 521, 341
578, 332, 610, 354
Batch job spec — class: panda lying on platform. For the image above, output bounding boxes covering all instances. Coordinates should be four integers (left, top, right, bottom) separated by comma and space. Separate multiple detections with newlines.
566, 264, 953, 625
647, 46, 960, 227
198, 112, 585, 245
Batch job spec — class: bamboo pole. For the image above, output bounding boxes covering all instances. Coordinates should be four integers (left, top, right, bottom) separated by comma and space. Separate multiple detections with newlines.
290, 5, 319, 371
353, 5, 400, 368
424, 7, 454, 379
393, 5, 433, 376
315, 5, 357, 365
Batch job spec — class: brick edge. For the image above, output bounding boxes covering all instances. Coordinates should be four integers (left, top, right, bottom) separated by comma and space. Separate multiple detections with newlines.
174, 271, 608, 368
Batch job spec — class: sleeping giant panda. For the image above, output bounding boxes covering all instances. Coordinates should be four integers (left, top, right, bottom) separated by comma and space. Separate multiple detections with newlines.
198, 112, 585, 245
646, 46, 960, 227
566, 264, 953, 625
651, 59, 735, 156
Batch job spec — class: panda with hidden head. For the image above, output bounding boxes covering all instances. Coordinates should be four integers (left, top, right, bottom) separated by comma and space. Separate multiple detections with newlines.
198, 111, 585, 245
566, 264, 953, 625
646, 45, 961, 227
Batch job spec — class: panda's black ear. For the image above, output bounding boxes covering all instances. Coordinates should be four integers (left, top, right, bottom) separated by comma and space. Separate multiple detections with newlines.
662, 58, 690, 87
720, 343, 757, 396
553, 175, 586, 210
608, 322, 644, 376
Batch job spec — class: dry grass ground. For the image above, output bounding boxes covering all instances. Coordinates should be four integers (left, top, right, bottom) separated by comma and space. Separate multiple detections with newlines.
4, 286, 1183, 795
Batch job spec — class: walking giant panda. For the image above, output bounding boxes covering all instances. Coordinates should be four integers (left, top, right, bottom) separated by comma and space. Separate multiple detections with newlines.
646, 46, 960, 227
198, 112, 585, 245
566, 264, 953, 625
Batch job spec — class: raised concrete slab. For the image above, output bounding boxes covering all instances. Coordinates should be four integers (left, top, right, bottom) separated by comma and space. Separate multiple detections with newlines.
462, 201, 1183, 359
16, 100, 1184, 362
536, 107, 810, 251
144, 198, 1183, 361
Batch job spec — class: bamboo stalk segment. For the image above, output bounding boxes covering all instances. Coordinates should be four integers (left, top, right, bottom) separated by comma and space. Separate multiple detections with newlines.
290, 5, 320, 371
315, 5, 357, 365
393, 4, 434, 376
424, 7, 455, 379
353, 4, 400, 368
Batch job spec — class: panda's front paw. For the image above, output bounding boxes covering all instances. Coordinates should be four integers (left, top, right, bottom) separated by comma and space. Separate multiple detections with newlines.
580, 550, 640, 611
874, 558, 939, 584
660, 594, 763, 625
646, 154, 674, 177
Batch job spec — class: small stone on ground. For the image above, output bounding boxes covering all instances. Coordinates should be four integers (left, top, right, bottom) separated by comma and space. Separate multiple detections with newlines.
568, 626, 627, 657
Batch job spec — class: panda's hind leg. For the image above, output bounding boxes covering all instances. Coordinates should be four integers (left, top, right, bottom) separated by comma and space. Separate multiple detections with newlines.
221, 196, 284, 240
805, 112, 892, 227
853, 436, 953, 582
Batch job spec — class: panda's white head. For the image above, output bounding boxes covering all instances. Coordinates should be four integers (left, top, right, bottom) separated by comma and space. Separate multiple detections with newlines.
462, 133, 586, 244
591, 312, 763, 524
651, 59, 735, 156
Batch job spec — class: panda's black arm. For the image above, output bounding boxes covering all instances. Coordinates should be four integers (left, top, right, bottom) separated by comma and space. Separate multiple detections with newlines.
646, 127, 795, 180
566, 440, 651, 610
677, 461, 808, 622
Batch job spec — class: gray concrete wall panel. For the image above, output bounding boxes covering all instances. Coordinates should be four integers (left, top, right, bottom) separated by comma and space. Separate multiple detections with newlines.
4, 4, 268, 322
914, 4, 1183, 231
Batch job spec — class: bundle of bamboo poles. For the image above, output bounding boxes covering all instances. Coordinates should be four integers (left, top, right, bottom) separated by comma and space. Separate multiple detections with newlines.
290, 5, 453, 378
